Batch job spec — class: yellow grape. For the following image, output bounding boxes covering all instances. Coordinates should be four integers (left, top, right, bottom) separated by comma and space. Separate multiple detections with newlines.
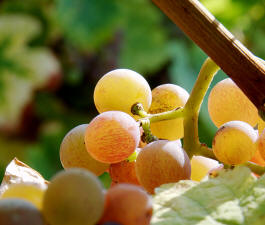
257, 128, 265, 161
190, 156, 220, 181
94, 69, 152, 116
99, 183, 152, 225
258, 117, 265, 135
212, 121, 257, 165
0, 183, 45, 210
60, 124, 109, 176
85, 111, 140, 164
135, 140, 191, 194
208, 78, 258, 127
43, 168, 104, 225
0, 198, 44, 225
149, 84, 189, 140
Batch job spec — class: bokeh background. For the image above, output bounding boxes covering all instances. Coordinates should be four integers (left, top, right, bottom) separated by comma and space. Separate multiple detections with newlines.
0, 0, 264, 182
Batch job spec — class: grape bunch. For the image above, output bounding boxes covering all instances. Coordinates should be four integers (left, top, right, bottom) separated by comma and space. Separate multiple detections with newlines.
0, 60, 264, 225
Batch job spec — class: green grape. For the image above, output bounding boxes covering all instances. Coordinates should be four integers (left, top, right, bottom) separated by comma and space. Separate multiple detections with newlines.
212, 121, 257, 165
60, 124, 109, 176
149, 84, 189, 140
135, 140, 191, 194
208, 78, 259, 127
0, 198, 44, 225
0, 183, 45, 210
190, 156, 220, 181
99, 183, 152, 225
43, 168, 104, 225
257, 128, 265, 161
85, 111, 140, 164
94, 69, 152, 116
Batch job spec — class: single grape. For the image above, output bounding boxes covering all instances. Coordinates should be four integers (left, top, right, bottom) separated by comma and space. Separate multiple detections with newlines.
135, 140, 191, 194
99, 183, 152, 225
212, 121, 257, 165
249, 129, 265, 166
43, 168, 104, 225
85, 111, 140, 164
94, 69, 152, 116
250, 147, 265, 166
109, 160, 140, 186
60, 124, 109, 176
148, 84, 189, 140
0, 183, 45, 209
258, 117, 265, 135
208, 78, 258, 127
0, 198, 44, 225
190, 156, 220, 181
257, 128, 265, 161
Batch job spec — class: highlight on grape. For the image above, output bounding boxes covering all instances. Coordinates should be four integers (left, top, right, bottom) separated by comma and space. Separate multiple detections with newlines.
0, 60, 264, 225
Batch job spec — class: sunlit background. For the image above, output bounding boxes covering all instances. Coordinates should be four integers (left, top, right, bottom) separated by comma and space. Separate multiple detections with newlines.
0, 0, 264, 182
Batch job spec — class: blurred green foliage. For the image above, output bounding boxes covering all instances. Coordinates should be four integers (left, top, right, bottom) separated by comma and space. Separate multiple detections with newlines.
0, 0, 264, 182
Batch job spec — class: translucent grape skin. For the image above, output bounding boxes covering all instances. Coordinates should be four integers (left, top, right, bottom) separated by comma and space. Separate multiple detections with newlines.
85, 111, 140, 164
136, 140, 191, 194
212, 121, 258, 165
0, 183, 45, 210
94, 69, 152, 116
250, 147, 265, 166
190, 156, 220, 182
0, 198, 44, 225
60, 124, 109, 176
99, 183, 152, 225
208, 78, 259, 127
257, 128, 265, 161
149, 84, 189, 140
249, 129, 265, 166
109, 160, 140, 186
43, 168, 105, 225
258, 117, 265, 135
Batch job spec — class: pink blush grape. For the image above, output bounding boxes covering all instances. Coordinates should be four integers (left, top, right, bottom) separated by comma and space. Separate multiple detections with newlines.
85, 111, 140, 164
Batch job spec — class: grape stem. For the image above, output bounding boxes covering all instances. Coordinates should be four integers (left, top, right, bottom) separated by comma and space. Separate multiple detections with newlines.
183, 57, 219, 158
132, 57, 265, 175
140, 119, 158, 144
131, 103, 184, 122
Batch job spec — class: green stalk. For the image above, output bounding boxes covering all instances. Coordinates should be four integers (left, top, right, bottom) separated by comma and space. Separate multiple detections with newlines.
183, 58, 219, 158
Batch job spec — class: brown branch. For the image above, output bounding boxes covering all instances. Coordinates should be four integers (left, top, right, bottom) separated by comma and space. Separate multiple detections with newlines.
152, 0, 265, 119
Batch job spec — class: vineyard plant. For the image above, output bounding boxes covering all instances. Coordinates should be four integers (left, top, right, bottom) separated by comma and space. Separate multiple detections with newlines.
0, 0, 265, 225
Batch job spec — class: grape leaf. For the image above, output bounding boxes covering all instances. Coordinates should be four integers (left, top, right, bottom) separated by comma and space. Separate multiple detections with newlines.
0, 14, 60, 130
55, 0, 170, 74
55, 0, 120, 51
151, 166, 265, 225
117, 0, 170, 74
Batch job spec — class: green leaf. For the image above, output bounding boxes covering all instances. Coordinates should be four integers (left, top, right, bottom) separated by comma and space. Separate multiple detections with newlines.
168, 41, 197, 93
55, 0, 170, 74
0, 14, 41, 48
117, 0, 170, 74
151, 166, 265, 225
55, 0, 120, 51
0, 14, 60, 129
